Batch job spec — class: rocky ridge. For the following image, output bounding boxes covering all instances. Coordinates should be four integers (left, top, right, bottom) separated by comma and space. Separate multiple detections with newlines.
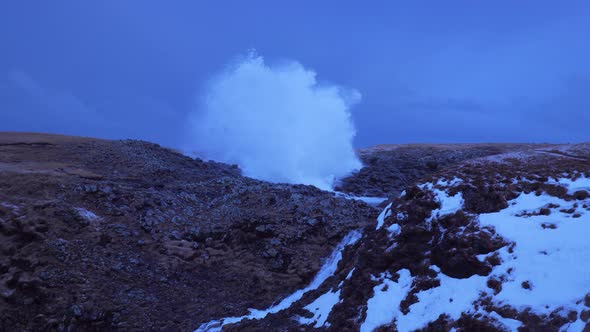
208, 143, 590, 331
336, 143, 557, 198
0, 133, 375, 331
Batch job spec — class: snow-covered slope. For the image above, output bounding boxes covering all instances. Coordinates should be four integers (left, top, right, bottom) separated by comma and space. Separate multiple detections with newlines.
200, 146, 590, 331
353, 177, 590, 331
196, 231, 361, 331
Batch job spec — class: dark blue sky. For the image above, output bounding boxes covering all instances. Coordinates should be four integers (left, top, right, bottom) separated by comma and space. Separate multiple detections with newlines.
1, 1, 589, 147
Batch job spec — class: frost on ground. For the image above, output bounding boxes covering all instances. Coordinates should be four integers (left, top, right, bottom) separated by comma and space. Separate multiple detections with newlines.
195, 230, 361, 332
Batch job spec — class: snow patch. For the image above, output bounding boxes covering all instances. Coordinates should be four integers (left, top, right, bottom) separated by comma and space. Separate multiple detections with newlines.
386, 223, 401, 236
430, 189, 464, 220
195, 230, 362, 331
487, 311, 523, 330
548, 176, 590, 194
397, 268, 488, 331
361, 269, 413, 332
419, 179, 465, 221
298, 289, 341, 328
418, 182, 433, 190
376, 203, 393, 230
345, 268, 355, 280
360, 189, 590, 330
479, 192, 590, 313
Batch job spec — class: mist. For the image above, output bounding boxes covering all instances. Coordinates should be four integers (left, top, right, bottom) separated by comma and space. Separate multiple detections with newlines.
186, 52, 362, 190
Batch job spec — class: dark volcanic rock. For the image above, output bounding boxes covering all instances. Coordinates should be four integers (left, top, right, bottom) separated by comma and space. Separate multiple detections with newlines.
0, 133, 375, 331
462, 187, 509, 213
335, 144, 547, 198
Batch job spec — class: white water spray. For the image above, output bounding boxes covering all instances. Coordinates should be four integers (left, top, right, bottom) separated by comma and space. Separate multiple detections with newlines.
186, 52, 361, 190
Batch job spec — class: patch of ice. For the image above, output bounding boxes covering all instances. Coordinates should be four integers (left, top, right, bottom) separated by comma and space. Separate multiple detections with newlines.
361, 269, 413, 332
195, 230, 362, 332
299, 289, 341, 328
376, 203, 393, 230
419, 180, 464, 221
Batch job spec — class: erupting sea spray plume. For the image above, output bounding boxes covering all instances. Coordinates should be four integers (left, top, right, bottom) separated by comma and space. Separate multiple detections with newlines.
186, 51, 362, 190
